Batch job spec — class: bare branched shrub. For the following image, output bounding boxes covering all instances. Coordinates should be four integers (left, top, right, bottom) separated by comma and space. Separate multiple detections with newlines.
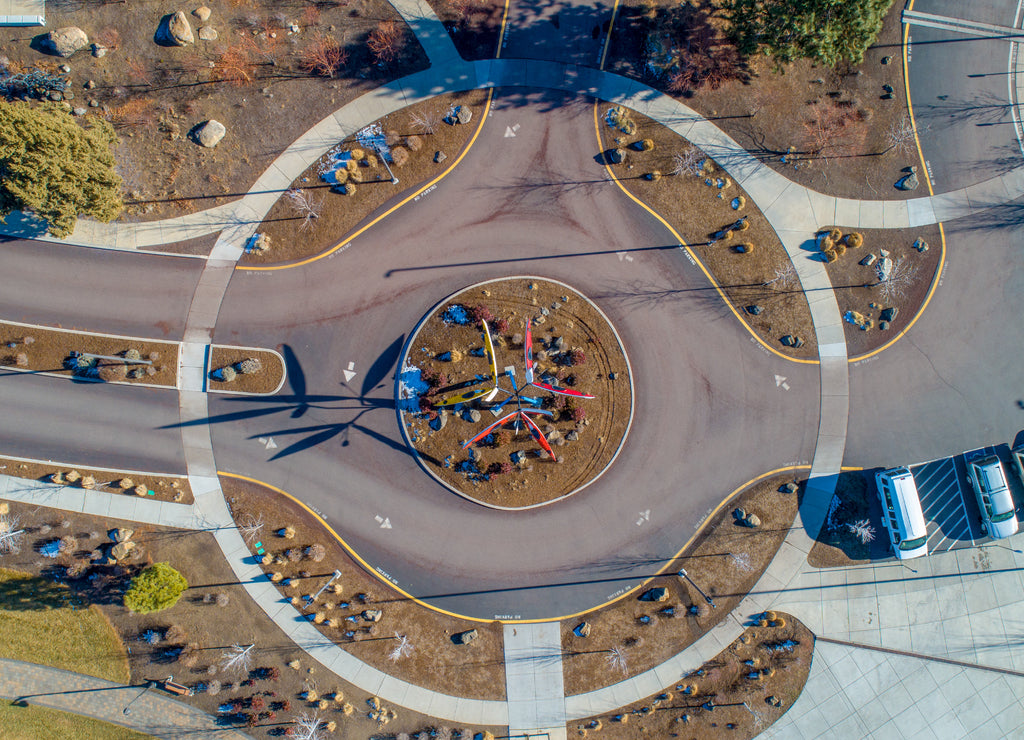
876, 258, 919, 302
300, 32, 348, 78
410, 110, 439, 135
367, 21, 403, 65
885, 114, 917, 155
285, 189, 324, 231
670, 147, 705, 178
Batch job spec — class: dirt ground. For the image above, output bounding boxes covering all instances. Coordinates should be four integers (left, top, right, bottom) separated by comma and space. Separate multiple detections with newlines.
562, 473, 803, 694
596, 104, 817, 361
808, 471, 890, 568
209, 345, 284, 394
604, 0, 921, 200
0, 500, 502, 738
0, 321, 179, 387
0, 454, 192, 504
820, 224, 943, 359
428, 0, 505, 61
222, 474, 507, 701
402, 278, 632, 508
571, 613, 814, 739
0, 1, 428, 223
250, 88, 490, 266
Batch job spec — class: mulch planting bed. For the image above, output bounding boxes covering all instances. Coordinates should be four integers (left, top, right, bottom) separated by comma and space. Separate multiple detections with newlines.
0, 500, 502, 739
820, 224, 942, 359
209, 345, 285, 395
571, 612, 814, 739
428, 0, 505, 60
0, 1, 428, 223
0, 321, 178, 386
400, 278, 632, 508
249, 89, 489, 266
0, 454, 192, 504
596, 104, 817, 360
222, 474, 507, 701
603, 0, 921, 201
561, 473, 802, 695
808, 471, 889, 568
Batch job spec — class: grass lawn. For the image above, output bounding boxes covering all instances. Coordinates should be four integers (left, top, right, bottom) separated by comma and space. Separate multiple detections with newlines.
0, 702, 151, 740
0, 568, 129, 683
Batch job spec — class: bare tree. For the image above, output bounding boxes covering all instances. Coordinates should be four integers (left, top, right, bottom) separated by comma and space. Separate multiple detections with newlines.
292, 712, 327, 740
876, 258, 919, 302
388, 633, 414, 662
606, 646, 628, 675
765, 262, 796, 290
884, 114, 917, 155
285, 189, 323, 232
220, 643, 255, 674
845, 520, 876, 545
0, 514, 24, 554
367, 20, 404, 66
670, 147, 706, 178
410, 109, 439, 135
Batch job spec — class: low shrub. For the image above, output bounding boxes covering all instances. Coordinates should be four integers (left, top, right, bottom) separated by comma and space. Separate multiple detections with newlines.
124, 563, 188, 614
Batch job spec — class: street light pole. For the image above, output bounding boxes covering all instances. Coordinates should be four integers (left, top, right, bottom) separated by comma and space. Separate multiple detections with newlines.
304, 570, 342, 611
374, 144, 399, 185
678, 568, 716, 608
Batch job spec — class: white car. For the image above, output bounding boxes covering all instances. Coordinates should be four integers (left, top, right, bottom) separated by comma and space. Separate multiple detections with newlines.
966, 455, 1019, 539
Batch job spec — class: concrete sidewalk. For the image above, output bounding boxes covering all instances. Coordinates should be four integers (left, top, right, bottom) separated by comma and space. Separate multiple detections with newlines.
0, 659, 253, 739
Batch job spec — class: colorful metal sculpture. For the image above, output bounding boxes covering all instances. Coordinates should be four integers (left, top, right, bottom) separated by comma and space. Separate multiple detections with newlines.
426, 318, 594, 454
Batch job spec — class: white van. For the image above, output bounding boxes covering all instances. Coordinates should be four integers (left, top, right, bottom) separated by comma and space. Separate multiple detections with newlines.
874, 467, 929, 560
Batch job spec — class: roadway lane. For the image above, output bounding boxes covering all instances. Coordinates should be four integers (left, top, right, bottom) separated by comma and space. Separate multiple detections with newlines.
502, 0, 612, 66
210, 89, 821, 619
0, 372, 186, 473
845, 210, 1024, 468
907, 1, 1024, 190
0, 239, 204, 338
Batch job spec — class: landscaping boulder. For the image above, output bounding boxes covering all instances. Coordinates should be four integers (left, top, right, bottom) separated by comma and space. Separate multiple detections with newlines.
914, 238, 929, 253
607, 148, 626, 164
573, 621, 591, 638
111, 540, 136, 561
110, 527, 134, 543
456, 106, 473, 124
876, 257, 893, 282
193, 5, 212, 21
859, 253, 877, 267
743, 514, 762, 529
434, 150, 447, 163
192, 119, 225, 148
157, 12, 195, 46
896, 171, 919, 191
429, 411, 447, 431
453, 629, 478, 644
198, 26, 218, 41
41, 27, 89, 57
361, 609, 383, 623
463, 409, 481, 423
639, 587, 668, 602
880, 306, 898, 322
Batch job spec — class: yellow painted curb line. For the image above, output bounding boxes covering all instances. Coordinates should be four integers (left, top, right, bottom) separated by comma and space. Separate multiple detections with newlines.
599, 0, 622, 71
592, 102, 818, 366
238, 89, 494, 272
848, 2, 947, 363
496, 0, 511, 59
219, 464, 830, 624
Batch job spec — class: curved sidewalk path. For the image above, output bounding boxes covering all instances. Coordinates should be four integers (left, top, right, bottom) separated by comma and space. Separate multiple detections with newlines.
0, 658, 253, 739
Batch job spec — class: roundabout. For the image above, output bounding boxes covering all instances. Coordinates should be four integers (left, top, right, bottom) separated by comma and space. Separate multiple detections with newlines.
5, 0, 1024, 737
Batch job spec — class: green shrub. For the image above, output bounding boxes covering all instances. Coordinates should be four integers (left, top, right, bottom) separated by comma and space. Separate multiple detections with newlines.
123, 562, 188, 614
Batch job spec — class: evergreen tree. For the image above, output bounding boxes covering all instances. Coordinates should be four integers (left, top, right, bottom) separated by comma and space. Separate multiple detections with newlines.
0, 101, 123, 238
124, 562, 188, 614
722, 0, 896, 66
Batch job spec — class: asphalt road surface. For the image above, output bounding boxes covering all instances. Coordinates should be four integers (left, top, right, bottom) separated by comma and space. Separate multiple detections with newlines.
210, 89, 820, 619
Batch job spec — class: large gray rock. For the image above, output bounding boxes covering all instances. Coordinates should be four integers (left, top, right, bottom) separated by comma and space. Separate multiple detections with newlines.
42, 27, 89, 57
876, 257, 893, 282
157, 12, 195, 46
361, 609, 383, 623
453, 628, 478, 644
192, 6, 212, 21
896, 172, 919, 191
197, 26, 218, 41
640, 587, 669, 602
193, 119, 225, 148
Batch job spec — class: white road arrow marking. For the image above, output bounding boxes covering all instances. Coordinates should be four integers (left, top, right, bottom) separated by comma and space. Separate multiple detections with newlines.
616, 251, 634, 262
636, 509, 651, 526
343, 361, 357, 383
774, 375, 790, 391
265, 437, 277, 450
504, 125, 516, 138
374, 515, 392, 529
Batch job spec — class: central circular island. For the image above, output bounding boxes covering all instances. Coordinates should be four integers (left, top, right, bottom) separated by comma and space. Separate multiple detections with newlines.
397, 277, 634, 509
